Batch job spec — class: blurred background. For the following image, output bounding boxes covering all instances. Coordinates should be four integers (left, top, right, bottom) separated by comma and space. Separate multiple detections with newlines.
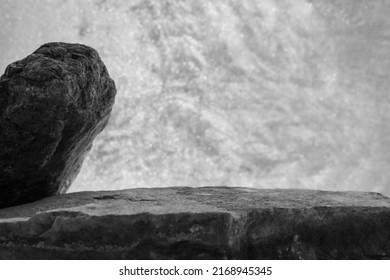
1, 0, 390, 196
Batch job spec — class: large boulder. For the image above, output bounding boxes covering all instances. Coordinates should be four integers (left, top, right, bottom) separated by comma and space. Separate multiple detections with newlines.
0, 42, 116, 208
0, 187, 389, 259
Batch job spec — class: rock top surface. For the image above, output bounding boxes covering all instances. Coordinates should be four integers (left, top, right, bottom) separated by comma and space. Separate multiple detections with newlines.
0, 187, 389, 259
0, 42, 116, 208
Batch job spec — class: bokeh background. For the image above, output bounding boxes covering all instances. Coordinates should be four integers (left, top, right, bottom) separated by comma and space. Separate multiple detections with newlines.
1, 0, 390, 196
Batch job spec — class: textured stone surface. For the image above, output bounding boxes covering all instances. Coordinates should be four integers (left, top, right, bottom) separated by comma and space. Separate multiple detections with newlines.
0, 42, 116, 208
0, 187, 389, 259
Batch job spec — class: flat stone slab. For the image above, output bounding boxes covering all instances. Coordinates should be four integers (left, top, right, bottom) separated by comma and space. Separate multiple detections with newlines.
0, 187, 390, 259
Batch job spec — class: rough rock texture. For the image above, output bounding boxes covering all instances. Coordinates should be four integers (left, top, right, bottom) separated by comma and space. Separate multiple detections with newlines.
0, 187, 389, 260
0, 42, 116, 208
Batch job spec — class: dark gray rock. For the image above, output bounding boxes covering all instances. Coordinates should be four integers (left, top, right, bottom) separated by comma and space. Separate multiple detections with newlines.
0, 187, 389, 259
0, 42, 116, 208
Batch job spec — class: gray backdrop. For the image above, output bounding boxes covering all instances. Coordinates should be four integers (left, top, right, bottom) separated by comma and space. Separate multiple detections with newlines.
1, 0, 390, 197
